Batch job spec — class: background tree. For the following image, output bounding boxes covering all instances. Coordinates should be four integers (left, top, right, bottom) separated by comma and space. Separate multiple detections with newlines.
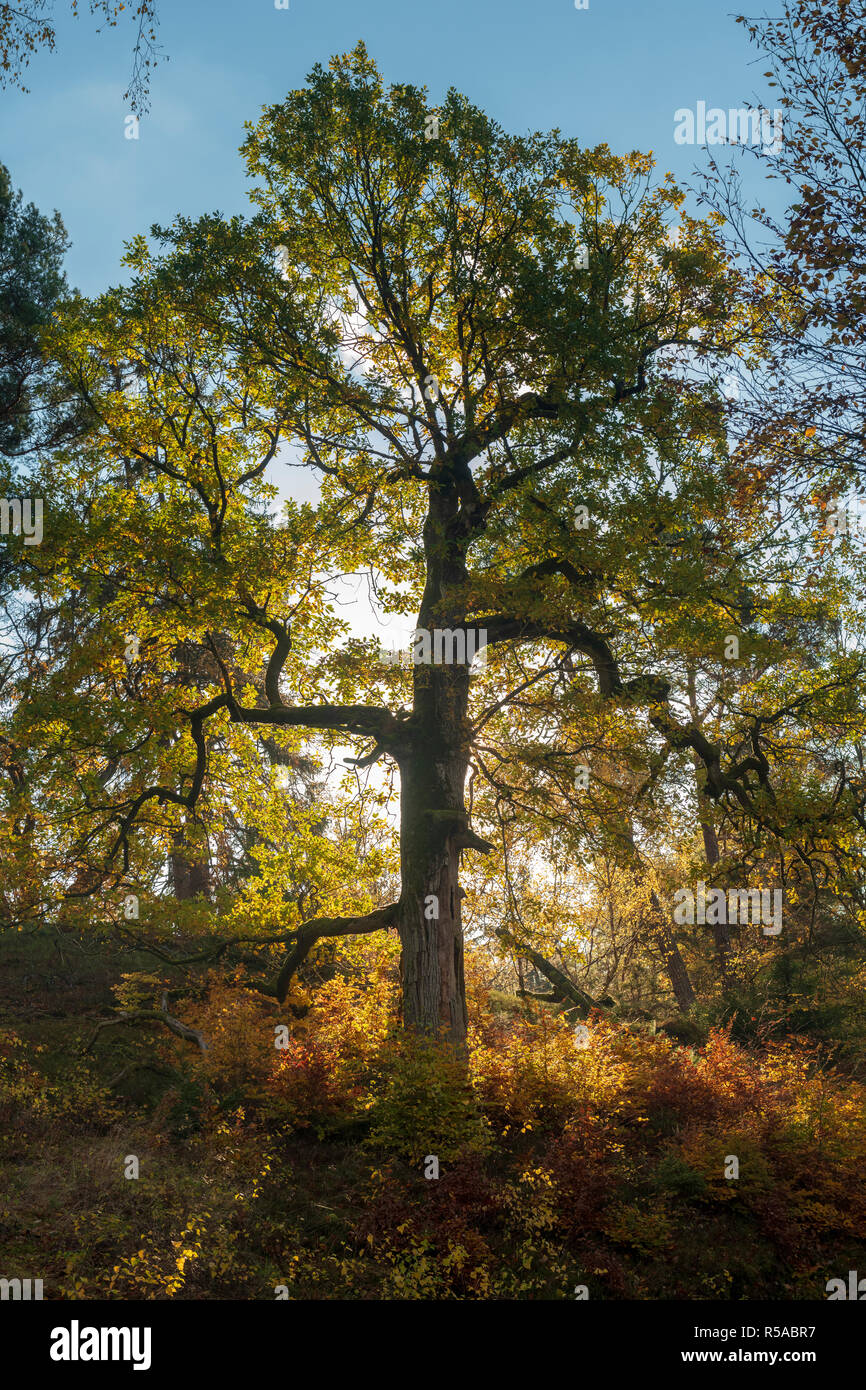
0, 161, 87, 459
701, 0, 866, 524
0, 0, 161, 111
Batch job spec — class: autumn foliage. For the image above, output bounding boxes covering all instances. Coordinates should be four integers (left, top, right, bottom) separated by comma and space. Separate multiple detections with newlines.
2, 934, 866, 1301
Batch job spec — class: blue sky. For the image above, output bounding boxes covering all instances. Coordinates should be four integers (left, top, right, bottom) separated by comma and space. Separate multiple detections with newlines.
2, 0, 783, 297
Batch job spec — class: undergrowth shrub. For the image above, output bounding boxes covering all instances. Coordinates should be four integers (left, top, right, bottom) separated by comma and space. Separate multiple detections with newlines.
6, 958, 866, 1300
265, 970, 396, 1134
366, 1033, 492, 1163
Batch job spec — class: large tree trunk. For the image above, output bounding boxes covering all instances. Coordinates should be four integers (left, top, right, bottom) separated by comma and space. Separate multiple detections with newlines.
397, 659, 471, 1046
396, 480, 479, 1047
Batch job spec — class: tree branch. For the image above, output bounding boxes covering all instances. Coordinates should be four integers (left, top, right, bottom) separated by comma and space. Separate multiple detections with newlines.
275, 901, 400, 1002
496, 930, 606, 1018
83, 997, 209, 1054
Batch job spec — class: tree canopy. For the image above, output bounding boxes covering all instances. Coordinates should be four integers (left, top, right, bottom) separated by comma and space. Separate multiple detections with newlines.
0, 41, 860, 1051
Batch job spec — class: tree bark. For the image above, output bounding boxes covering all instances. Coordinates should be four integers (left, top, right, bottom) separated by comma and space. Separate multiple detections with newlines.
694, 772, 732, 965
393, 479, 487, 1048
685, 668, 731, 966
397, 660, 471, 1045
651, 902, 697, 1012
621, 821, 697, 1012
169, 826, 210, 900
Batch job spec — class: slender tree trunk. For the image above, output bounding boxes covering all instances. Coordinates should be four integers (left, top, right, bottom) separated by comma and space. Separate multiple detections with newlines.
685, 667, 731, 966
694, 773, 731, 966
619, 814, 696, 1011
649, 888, 697, 1011
170, 825, 210, 900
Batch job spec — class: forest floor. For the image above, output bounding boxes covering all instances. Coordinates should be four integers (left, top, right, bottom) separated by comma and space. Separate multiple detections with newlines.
2, 927, 865, 1300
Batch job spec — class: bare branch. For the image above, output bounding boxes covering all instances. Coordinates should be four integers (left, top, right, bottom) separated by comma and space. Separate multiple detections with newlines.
83, 998, 209, 1054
